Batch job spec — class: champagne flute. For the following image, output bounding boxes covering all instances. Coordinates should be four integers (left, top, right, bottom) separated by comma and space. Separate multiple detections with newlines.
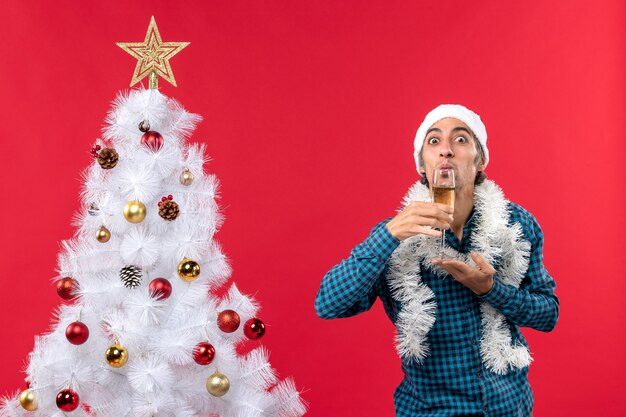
432, 168, 455, 258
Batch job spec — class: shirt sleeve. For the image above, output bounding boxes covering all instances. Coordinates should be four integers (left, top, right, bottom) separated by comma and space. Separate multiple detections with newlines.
478, 207, 559, 332
315, 218, 400, 319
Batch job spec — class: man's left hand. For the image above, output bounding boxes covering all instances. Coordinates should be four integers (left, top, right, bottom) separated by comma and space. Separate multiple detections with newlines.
432, 252, 495, 295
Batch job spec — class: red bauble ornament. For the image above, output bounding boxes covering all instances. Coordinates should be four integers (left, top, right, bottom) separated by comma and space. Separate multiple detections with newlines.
192, 341, 216, 365
56, 388, 79, 412
56, 277, 78, 300
148, 278, 172, 300
140, 131, 163, 151
217, 310, 240, 333
243, 318, 265, 339
65, 321, 89, 345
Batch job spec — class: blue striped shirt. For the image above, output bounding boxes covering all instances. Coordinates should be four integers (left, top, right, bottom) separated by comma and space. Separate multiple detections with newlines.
315, 202, 559, 417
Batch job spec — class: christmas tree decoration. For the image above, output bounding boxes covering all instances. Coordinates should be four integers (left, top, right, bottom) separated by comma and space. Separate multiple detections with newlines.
148, 277, 172, 300
180, 167, 194, 185
117, 16, 189, 88
140, 131, 164, 152
19, 389, 37, 411
123, 200, 147, 223
177, 258, 200, 282
56, 277, 78, 300
105, 342, 128, 368
56, 388, 80, 412
192, 341, 215, 365
96, 147, 119, 169
96, 225, 111, 243
138, 120, 150, 132
217, 310, 241, 333
65, 321, 90, 345
206, 371, 230, 397
244, 318, 266, 340
2, 25, 305, 417
158, 195, 179, 221
120, 265, 143, 288
87, 202, 99, 216
90, 144, 102, 158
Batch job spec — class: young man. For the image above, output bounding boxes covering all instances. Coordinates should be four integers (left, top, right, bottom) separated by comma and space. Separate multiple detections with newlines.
315, 104, 559, 417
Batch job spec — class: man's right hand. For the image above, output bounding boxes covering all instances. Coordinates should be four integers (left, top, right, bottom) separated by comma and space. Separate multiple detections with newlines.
386, 202, 454, 241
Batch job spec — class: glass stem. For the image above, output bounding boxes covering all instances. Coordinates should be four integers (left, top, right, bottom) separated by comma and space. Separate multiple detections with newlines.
441, 230, 446, 258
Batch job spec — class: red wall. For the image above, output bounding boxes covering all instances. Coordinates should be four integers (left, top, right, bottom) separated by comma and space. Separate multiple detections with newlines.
1, 1, 624, 416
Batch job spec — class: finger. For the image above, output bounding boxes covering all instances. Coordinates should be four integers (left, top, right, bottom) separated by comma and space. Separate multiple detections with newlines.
411, 202, 454, 220
414, 226, 443, 237
433, 203, 455, 214
470, 252, 495, 274
439, 260, 472, 274
413, 215, 450, 230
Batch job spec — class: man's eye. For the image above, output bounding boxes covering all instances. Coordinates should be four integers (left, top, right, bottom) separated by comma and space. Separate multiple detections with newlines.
455, 136, 467, 143
428, 137, 440, 144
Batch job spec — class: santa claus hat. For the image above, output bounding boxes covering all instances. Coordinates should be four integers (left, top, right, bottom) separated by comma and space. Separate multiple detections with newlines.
413, 104, 489, 175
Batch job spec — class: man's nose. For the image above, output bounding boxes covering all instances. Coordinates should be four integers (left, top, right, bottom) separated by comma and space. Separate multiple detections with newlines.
439, 141, 454, 158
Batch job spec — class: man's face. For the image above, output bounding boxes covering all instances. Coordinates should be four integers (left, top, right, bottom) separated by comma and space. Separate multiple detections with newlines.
420, 117, 484, 189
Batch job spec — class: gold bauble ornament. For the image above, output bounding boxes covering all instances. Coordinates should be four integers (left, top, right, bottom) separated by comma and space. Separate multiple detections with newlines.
96, 225, 111, 243
180, 168, 194, 186
206, 371, 230, 397
123, 200, 147, 223
105, 343, 128, 368
177, 258, 201, 282
19, 389, 38, 411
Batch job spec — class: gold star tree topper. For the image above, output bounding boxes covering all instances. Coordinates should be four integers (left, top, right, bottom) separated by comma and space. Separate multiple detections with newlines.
117, 16, 189, 89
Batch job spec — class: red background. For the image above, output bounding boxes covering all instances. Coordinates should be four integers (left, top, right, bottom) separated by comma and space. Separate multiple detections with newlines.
1, 1, 624, 416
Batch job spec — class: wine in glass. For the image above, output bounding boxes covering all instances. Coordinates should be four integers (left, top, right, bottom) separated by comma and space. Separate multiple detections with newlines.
432, 168, 455, 258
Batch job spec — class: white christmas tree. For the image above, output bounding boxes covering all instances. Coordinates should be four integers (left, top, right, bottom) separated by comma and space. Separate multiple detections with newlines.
1, 17, 305, 417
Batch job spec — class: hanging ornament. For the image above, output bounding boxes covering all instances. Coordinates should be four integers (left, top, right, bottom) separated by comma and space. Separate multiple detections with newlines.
93, 147, 119, 170
180, 168, 194, 186
56, 388, 80, 412
105, 342, 128, 368
87, 203, 99, 216
123, 200, 147, 223
56, 277, 78, 300
206, 371, 230, 397
177, 259, 200, 282
192, 341, 215, 365
96, 225, 111, 243
138, 120, 150, 133
158, 195, 179, 221
66, 321, 89, 345
217, 310, 240, 333
243, 318, 266, 339
19, 389, 37, 411
140, 131, 164, 151
148, 277, 172, 300
120, 265, 143, 288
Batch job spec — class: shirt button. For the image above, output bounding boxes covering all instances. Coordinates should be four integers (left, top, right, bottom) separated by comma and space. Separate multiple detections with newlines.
477, 371, 482, 378
465, 307, 471, 312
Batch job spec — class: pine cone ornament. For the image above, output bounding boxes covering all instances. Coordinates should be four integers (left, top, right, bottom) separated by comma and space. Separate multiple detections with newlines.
120, 265, 142, 288
158, 195, 179, 221
97, 147, 119, 170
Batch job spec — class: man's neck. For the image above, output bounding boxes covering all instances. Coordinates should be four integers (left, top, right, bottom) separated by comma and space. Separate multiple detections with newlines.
451, 185, 475, 240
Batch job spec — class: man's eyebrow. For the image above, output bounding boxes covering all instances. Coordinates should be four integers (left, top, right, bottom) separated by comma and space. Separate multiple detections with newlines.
425, 127, 442, 136
425, 126, 472, 136
451, 127, 472, 135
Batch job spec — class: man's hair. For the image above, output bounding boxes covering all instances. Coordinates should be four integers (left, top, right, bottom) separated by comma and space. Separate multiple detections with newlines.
418, 133, 487, 187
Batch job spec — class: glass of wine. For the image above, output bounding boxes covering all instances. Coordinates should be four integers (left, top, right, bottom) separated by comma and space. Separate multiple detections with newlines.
432, 168, 455, 258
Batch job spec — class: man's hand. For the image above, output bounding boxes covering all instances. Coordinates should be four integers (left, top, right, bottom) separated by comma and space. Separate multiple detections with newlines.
432, 252, 495, 295
386, 202, 454, 241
